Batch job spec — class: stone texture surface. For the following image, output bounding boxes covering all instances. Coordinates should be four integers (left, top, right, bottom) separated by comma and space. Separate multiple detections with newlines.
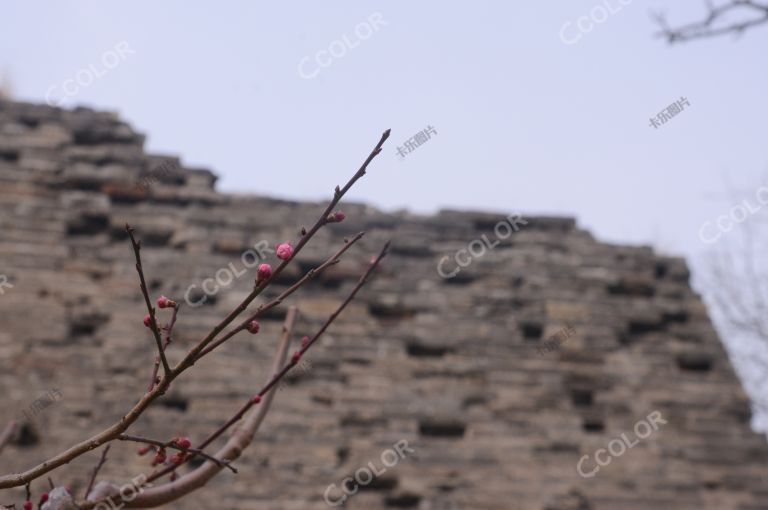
0, 100, 767, 509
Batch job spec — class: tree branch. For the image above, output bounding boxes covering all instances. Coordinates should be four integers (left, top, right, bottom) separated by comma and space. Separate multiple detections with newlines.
148, 303, 180, 392
126, 225, 171, 378
654, 0, 768, 43
116, 435, 237, 474
84, 445, 110, 501
0, 129, 390, 491
120, 306, 298, 508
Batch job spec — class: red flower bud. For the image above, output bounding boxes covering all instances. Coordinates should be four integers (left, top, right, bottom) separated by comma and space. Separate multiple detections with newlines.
291, 351, 301, 365
170, 452, 186, 464
251, 395, 262, 404
327, 210, 346, 223
301, 336, 310, 348
138, 445, 152, 456
143, 314, 152, 328
246, 320, 260, 334
23, 501, 32, 510
39, 493, 49, 504
256, 263, 273, 282
176, 437, 192, 449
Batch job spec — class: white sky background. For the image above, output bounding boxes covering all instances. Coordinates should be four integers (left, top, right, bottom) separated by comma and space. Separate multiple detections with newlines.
1, 1, 767, 432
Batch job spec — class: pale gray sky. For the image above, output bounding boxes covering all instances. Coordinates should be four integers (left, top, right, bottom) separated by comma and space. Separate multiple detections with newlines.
2, 0, 767, 431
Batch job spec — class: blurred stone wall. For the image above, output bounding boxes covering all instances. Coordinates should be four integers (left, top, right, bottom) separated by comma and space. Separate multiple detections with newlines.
0, 101, 766, 509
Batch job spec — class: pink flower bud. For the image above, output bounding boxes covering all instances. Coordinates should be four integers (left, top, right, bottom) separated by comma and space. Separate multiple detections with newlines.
157, 295, 176, 309
291, 351, 301, 365
276, 242, 294, 260
143, 314, 152, 328
170, 452, 186, 464
176, 437, 192, 449
327, 210, 346, 223
138, 445, 152, 456
301, 336, 310, 348
246, 320, 260, 334
251, 395, 262, 404
256, 263, 273, 282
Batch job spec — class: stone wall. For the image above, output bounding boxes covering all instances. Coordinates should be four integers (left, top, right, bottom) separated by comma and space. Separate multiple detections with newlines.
0, 100, 766, 509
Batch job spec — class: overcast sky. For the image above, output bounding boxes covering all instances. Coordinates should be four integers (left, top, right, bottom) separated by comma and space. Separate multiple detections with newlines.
2, 0, 767, 431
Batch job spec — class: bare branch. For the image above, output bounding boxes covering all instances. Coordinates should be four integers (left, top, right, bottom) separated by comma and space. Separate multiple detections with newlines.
126, 225, 171, 378
654, 1, 768, 43
119, 306, 299, 508
116, 435, 237, 474
84, 445, 111, 501
148, 303, 180, 392
0, 130, 390, 491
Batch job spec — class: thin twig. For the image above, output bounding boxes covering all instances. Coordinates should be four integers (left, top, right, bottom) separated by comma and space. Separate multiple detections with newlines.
84, 445, 111, 500
196, 232, 365, 360
654, 1, 768, 43
117, 435, 237, 473
148, 304, 180, 391
126, 225, 171, 378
